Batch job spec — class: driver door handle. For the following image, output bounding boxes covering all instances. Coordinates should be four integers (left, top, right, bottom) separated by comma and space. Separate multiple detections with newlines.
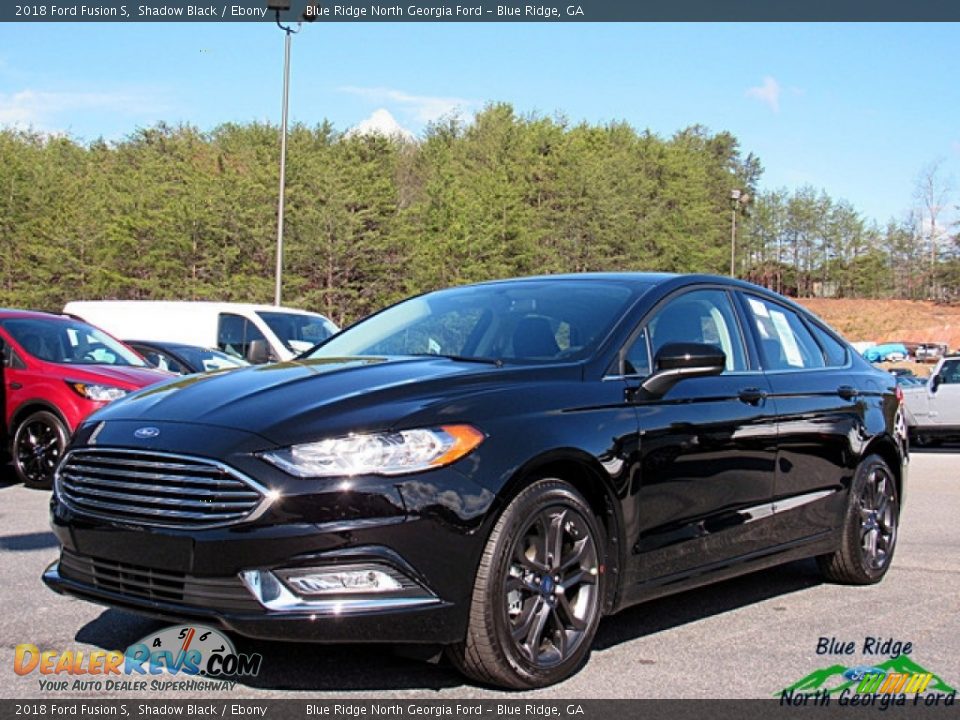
837, 385, 860, 400
738, 387, 768, 405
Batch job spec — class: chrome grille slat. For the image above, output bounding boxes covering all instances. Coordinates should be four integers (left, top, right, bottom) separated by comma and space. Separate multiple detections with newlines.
64, 463, 249, 486
60, 474, 258, 499
56, 449, 268, 528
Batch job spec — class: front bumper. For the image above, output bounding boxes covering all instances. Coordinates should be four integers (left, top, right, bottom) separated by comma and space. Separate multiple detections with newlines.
45, 422, 497, 645
42, 556, 465, 644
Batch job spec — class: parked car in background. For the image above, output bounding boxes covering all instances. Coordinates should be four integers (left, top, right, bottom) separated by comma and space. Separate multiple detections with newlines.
863, 342, 908, 363
0, 310, 171, 487
915, 342, 948, 363
126, 340, 249, 375
901, 355, 960, 445
64, 301, 339, 364
893, 374, 926, 389
45, 274, 907, 688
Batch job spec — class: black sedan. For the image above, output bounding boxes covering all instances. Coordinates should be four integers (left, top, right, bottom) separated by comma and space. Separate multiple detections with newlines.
44, 274, 907, 688
125, 340, 249, 375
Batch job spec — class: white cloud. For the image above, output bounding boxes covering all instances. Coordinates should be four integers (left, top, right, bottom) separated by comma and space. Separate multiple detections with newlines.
746, 76, 782, 113
338, 86, 475, 124
347, 109, 415, 142
0, 89, 165, 130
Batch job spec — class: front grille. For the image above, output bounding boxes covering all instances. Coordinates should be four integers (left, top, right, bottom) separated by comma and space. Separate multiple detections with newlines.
59, 549, 260, 611
56, 449, 266, 528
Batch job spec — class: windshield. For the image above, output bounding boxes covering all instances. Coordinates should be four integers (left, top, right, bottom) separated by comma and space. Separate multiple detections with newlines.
2, 318, 147, 367
308, 280, 643, 364
256, 311, 339, 354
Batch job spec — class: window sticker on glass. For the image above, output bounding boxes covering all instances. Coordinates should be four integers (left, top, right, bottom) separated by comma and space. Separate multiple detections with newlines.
748, 297, 770, 318
770, 310, 804, 367
427, 338, 442, 355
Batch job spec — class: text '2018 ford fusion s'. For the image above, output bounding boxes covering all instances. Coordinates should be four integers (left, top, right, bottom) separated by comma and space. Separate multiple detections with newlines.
44, 274, 907, 688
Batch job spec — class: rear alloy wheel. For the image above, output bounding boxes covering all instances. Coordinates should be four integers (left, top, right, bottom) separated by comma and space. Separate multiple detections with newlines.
12, 410, 68, 489
818, 455, 899, 584
448, 479, 604, 688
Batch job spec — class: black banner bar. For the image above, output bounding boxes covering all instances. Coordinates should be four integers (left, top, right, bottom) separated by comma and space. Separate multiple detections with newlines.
2, 699, 958, 719
4, 0, 960, 22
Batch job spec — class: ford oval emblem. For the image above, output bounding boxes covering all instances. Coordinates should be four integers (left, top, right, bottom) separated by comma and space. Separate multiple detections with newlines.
134, 426, 160, 439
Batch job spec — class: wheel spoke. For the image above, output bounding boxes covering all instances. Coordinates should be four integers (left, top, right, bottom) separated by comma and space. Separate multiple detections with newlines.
550, 608, 569, 657
555, 590, 587, 631
511, 596, 543, 643
546, 510, 566, 569
560, 568, 597, 593
863, 527, 879, 561
526, 600, 551, 651
560, 537, 588, 572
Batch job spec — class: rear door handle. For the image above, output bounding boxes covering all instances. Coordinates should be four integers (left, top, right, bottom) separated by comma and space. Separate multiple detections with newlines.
837, 385, 860, 400
738, 387, 768, 405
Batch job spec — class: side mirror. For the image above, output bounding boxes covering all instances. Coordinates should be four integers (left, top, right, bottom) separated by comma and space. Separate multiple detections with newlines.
246, 339, 272, 365
930, 374, 941, 392
639, 342, 726, 399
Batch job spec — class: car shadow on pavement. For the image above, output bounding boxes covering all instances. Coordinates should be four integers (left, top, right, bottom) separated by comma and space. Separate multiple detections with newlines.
72, 559, 823, 693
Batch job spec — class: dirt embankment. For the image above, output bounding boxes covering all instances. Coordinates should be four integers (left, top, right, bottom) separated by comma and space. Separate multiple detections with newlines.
796, 298, 960, 352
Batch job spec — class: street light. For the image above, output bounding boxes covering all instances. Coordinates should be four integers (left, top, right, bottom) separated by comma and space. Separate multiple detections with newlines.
268, 0, 297, 306
729, 189, 750, 278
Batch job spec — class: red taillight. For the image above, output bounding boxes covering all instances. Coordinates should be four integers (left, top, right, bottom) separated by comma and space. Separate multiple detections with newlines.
895, 386, 904, 404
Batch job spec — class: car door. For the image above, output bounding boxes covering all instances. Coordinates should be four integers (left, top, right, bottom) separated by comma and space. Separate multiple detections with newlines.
926, 358, 960, 426
619, 288, 779, 588
0, 329, 34, 431
738, 293, 860, 544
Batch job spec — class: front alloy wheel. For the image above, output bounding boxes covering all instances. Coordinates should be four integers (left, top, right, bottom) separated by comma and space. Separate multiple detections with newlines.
506, 507, 599, 668
13, 410, 68, 489
449, 479, 604, 688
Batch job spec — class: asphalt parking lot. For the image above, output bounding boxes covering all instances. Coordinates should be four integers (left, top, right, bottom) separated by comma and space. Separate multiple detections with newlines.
2, 450, 958, 700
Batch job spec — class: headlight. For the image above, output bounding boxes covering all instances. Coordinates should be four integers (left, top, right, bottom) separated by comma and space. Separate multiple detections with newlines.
261, 424, 485, 478
67, 381, 128, 402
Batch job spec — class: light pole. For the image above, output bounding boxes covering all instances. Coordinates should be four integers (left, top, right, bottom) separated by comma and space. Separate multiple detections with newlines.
268, 0, 298, 306
729, 189, 750, 278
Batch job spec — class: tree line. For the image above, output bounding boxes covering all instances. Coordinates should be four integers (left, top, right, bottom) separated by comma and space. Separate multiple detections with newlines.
0, 103, 955, 326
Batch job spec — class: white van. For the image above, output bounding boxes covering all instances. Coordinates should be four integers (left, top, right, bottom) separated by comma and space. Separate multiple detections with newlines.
63, 301, 339, 364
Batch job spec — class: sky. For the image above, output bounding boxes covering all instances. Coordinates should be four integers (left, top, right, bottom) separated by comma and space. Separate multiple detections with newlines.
0, 21, 958, 227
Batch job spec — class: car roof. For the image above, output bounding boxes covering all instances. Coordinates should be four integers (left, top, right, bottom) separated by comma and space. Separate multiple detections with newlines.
0, 308, 71, 321
126, 340, 210, 352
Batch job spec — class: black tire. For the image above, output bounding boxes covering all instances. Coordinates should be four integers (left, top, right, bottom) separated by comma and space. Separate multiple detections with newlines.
12, 410, 68, 489
818, 454, 899, 585
447, 479, 605, 689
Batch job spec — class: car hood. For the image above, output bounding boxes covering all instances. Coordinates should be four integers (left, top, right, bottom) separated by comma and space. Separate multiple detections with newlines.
64, 364, 173, 388
88, 356, 551, 445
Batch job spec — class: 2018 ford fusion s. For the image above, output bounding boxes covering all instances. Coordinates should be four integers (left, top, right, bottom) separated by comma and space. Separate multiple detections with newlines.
44, 274, 907, 688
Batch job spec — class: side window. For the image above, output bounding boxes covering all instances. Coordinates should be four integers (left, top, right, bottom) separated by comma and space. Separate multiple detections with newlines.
745, 296, 825, 371
218, 314, 266, 360
940, 360, 960, 384
646, 289, 747, 373
809, 323, 848, 368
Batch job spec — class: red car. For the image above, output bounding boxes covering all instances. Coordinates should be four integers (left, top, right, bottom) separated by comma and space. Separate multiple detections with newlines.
0, 309, 171, 488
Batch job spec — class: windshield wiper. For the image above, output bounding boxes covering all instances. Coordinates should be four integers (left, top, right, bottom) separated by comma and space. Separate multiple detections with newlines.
409, 353, 503, 367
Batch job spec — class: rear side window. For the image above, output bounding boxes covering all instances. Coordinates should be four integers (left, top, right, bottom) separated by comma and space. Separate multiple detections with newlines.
809, 323, 848, 367
744, 296, 825, 371
218, 314, 267, 360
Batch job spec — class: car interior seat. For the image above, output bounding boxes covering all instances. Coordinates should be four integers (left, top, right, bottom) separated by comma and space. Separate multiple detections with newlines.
512, 316, 561, 359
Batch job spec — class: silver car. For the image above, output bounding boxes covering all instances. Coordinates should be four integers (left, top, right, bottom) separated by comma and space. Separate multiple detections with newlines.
901, 355, 960, 445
